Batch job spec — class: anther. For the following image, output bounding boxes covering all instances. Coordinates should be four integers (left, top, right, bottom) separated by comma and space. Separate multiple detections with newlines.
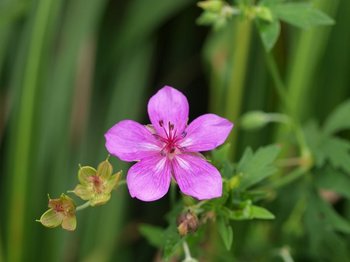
159, 120, 164, 127
181, 131, 187, 138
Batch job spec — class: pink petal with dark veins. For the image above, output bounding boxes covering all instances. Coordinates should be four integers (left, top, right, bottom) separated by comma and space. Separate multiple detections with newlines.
172, 153, 222, 200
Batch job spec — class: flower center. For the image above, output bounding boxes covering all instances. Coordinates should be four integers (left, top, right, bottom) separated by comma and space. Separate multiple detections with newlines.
155, 120, 187, 159
89, 175, 104, 193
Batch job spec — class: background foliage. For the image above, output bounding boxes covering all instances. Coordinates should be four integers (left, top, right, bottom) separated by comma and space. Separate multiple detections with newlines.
0, 0, 350, 261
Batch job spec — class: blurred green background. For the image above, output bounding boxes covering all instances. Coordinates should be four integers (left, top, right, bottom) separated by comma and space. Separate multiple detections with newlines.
1, 0, 350, 261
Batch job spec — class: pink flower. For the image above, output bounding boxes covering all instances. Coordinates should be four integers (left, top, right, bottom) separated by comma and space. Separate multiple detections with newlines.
105, 86, 233, 201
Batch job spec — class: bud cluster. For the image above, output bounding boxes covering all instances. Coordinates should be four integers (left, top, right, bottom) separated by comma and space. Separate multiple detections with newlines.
37, 157, 122, 231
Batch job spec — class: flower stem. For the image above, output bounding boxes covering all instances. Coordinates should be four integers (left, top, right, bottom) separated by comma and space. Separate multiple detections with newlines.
182, 241, 197, 262
170, 181, 176, 207
118, 180, 126, 186
264, 52, 291, 114
76, 201, 91, 211
264, 50, 311, 162
269, 167, 305, 189
225, 19, 252, 159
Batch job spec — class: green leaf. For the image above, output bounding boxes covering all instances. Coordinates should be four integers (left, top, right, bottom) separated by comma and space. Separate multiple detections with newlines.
304, 122, 350, 174
163, 225, 182, 260
238, 145, 280, 189
271, 3, 334, 29
226, 204, 274, 220
305, 194, 350, 259
139, 224, 164, 248
250, 206, 275, 219
140, 223, 182, 260
217, 218, 233, 250
316, 167, 350, 199
311, 191, 350, 234
259, 0, 285, 6
323, 99, 350, 135
211, 143, 231, 166
321, 137, 350, 174
257, 19, 280, 52
211, 144, 234, 179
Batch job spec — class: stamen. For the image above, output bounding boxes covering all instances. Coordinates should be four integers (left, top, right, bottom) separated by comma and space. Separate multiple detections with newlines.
159, 120, 164, 127
153, 134, 167, 143
168, 122, 174, 140
181, 131, 187, 138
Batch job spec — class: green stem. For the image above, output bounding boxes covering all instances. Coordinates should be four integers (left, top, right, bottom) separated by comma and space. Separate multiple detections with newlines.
264, 50, 311, 160
264, 52, 291, 115
279, 247, 294, 262
225, 19, 252, 159
269, 167, 305, 189
118, 180, 126, 187
182, 241, 197, 262
76, 201, 91, 211
283, 195, 306, 236
266, 113, 291, 125
170, 181, 176, 207
277, 157, 303, 168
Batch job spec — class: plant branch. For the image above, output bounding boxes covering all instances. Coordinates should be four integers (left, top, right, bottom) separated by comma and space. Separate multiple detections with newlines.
76, 201, 91, 211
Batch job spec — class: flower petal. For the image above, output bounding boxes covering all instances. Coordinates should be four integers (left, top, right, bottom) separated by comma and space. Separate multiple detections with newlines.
127, 155, 171, 201
148, 86, 189, 136
72, 184, 93, 201
89, 193, 111, 206
180, 114, 233, 152
78, 166, 97, 185
39, 209, 63, 228
62, 215, 77, 231
105, 120, 161, 162
172, 153, 222, 200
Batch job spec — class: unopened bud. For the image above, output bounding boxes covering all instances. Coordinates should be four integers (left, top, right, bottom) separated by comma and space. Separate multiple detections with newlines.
198, 0, 224, 13
177, 211, 199, 236
240, 111, 269, 130
228, 175, 241, 190
255, 6, 273, 22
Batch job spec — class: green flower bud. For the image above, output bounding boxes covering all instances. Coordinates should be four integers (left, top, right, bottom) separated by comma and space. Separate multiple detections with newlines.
228, 174, 241, 190
240, 111, 290, 130
240, 111, 270, 130
198, 0, 224, 13
37, 194, 76, 231
197, 11, 220, 26
255, 6, 273, 22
